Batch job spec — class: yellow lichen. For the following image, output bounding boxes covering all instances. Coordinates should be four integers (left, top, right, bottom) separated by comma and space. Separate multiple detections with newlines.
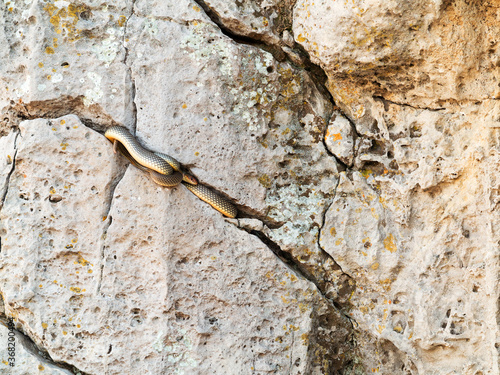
258, 174, 272, 188
383, 234, 397, 253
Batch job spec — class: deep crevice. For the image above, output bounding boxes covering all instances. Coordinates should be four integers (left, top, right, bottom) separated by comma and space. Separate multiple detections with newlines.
0, 130, 19, 209
373, 95, 446, 112
191, 0, 358, 325
123, 0, 138, 132
246, 228, 354, 325
0, 314, 89, 375
192, 0, 334, 107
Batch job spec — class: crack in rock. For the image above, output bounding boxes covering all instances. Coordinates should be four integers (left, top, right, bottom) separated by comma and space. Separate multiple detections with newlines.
373, 95, 446, 112
191, 0, 359, 323
0, 130, 19, 210
123, 0, 138, 131
0, 314, 88, 375
238, 225, 355, 325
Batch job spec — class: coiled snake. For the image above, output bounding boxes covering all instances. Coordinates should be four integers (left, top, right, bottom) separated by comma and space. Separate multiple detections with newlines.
105, 126, 237, 218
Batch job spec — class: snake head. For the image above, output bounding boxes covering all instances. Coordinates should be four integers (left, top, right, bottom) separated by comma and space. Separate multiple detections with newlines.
183, 173, 198, 185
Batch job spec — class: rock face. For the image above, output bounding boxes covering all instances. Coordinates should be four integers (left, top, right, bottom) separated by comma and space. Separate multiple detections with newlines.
0, 1, 498, 374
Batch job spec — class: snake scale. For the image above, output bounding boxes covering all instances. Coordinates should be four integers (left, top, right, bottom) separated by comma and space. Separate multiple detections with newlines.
105, 126, 237, 218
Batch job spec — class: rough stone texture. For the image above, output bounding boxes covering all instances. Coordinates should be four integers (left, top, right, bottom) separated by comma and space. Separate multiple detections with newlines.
325, 112, 355, 167
0, 116, 353, 374
0, 321, 72, 375
1, 0, 499, 374
294, 0, 500, 373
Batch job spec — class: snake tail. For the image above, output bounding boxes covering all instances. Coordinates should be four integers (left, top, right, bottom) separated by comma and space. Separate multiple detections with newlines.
182, 182, 237, 218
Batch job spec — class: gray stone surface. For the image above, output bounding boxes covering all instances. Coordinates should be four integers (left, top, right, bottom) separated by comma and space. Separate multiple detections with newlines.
293, 0, 500, 372
0, 320, 72, 375
1, 0, 499, 374
325, 112, 354, 167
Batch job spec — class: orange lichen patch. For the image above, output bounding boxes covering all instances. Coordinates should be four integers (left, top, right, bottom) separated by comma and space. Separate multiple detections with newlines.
38, 62, 44, 68
117, 15, 127, 27
383, 234, 397, 253
45, 47, 55, 54
43, 3, 86, 42
102, 216, 107, 221
301, 333, 309, 345
376, 325, 385, 334
360, 169, 372, 178
331, 132, 343, 142
63, 331, 67, 335
379, 278, 392, 291
371, 263, 379, 270
296, 34, 307, 43
60, 119, 66, 125
38, 365, 45, 371
258, 174, 272, 188
181, 103, 187, 109
192, 5, 201, 11
42, 322, 48, 329
76, 255, 90, 266
70, 287, 82, 293
393, 324, 403, 333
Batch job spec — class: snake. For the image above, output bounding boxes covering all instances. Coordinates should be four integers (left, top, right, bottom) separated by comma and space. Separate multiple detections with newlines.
104, 126, 237, 218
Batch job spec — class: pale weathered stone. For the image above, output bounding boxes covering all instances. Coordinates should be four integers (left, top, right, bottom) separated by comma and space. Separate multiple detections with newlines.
325, 112, 354, 166
0, 0, 133, 130
293, 0, 500, 372
2, 0, 498, 373
293, 0, 500, 126
0, 320, 72, 375
0, 115, 353, 374
201, 0, 295, 47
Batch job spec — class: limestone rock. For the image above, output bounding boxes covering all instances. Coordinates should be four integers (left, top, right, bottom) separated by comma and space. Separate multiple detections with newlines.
2, 0, 498, 373
201, 0, 294, 47
293, 0, 500, 372
293, 0, 500, 129
0, 116, 353, 374
0, 0, 133, 130
325, 112, 354, 166
0, 320, 72, 375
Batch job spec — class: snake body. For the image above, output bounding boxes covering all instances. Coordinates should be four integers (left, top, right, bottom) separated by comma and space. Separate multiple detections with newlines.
105, 126, 174, 176
104, 126, 237, 218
